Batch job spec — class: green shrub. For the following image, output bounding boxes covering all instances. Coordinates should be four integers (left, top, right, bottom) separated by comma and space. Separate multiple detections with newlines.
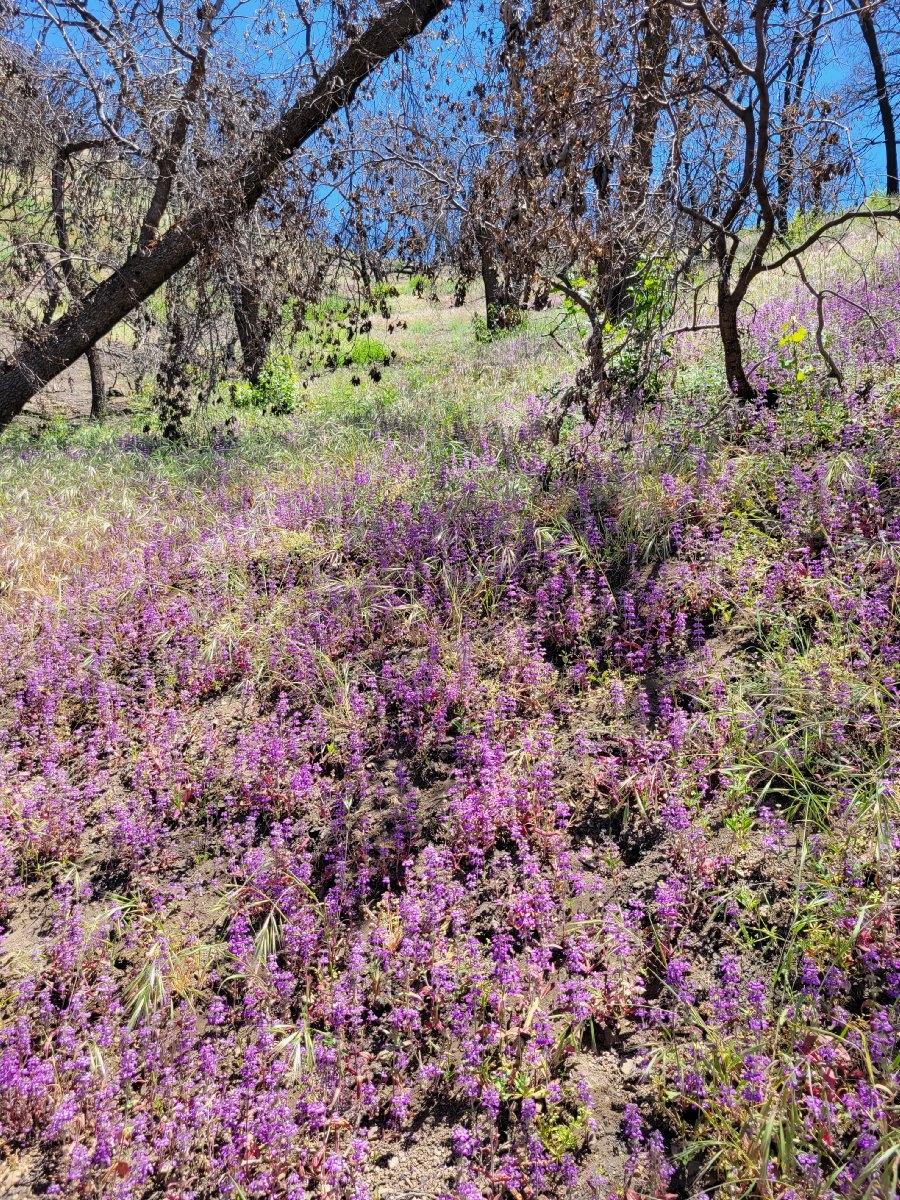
371, 281, 399, 303
350, 337, 389, 366
472, 312, 493, 344
231, 354, 298, 414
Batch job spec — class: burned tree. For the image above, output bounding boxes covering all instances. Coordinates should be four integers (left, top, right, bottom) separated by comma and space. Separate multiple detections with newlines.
666, 0, 899, 401
847, 0, 898, 196
50, 141, 108, 418
0, 0, 452, 427
477, 0, 684, 419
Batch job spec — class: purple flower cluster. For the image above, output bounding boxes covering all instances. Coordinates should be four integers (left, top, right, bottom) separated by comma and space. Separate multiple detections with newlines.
0, 314, 898, 1197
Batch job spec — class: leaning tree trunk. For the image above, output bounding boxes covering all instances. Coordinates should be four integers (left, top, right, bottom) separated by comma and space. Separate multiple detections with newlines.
0, 0, 449, 428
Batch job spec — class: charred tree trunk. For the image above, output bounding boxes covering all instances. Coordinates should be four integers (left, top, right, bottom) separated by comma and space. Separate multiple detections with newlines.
51, 142, 110, 420
231, 284, 270, 384
851, 0, 898, 196
718, 288, 754, 401
477, 227, 519, 331
480, 239, 505, 331
775, 1, 824, 232
137, 3, 221, 251
0, 0, 449, 428
607, 0, 673, 320
356, 236, 372, 294
87, 346, 107, 418
370, 254, 387, 284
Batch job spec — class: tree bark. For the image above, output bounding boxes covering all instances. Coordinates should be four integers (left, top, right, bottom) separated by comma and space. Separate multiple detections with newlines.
606, 0, 673, 320
87, 346, 107, 418
775, 1, 823, 231
231, 284, 270, 384
479, 234, 505, 331
0, 0, 449, 428
718, 288, 754, 401
477, 226, 519, 331
623, 1, 674, 209
851, 0, 898, 196
137, 0, 223, 251
51, 142, 110, 420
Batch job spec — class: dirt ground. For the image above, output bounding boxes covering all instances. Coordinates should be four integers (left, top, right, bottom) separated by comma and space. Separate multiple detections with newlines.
19, 349, 137, 422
